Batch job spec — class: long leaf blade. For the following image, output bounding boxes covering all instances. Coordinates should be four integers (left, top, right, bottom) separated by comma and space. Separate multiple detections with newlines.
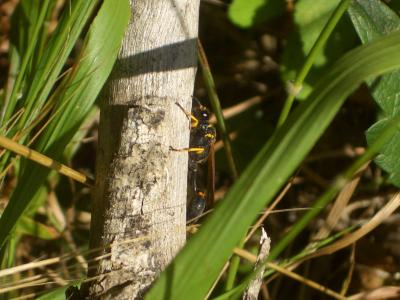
146, 31, 400, 299
0, 0, 130, 248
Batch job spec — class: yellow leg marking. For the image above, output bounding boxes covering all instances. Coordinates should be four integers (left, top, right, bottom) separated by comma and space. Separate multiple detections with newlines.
175, 102, 200, 128
191, 116, 199, 128
170, 146, 204, 154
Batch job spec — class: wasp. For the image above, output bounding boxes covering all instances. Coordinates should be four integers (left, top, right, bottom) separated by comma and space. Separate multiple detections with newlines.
186, 179, 207, 221
171, 98, 216, 221
174, 99, 216, 163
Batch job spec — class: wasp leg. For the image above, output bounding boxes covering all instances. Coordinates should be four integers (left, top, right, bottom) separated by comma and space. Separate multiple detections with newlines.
169, 146, 205, 153
175, 102, 199, 128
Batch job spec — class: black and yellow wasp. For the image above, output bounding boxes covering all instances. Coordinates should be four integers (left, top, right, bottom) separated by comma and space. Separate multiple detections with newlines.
171, 98, 216, 220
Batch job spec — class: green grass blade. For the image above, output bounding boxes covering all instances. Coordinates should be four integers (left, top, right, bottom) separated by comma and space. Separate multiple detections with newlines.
16, 216, 59, 240
36, 285, 71, 300
198, 40, 238, 179
215, 227, 358, 299
277, 0, 351, 127
3, 1, 97, 130
0, 0, 130, 249
0, 1, 97, 177
145, 31, 400, 299
269, 113, 400, 260
1, 0, 52, 124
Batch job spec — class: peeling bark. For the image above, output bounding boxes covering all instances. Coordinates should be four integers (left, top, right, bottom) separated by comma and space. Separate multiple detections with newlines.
85, 1, 200, 298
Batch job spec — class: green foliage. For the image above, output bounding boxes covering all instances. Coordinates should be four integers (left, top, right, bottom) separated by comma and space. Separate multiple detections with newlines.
367, 119, 400, 185
36, 286, 69, 300
16, 216, 59, 240
228, 0, 285, 28
218, 113, 400, 299
2, 0, 400, 298
146, 31, 400, 299
348, 0, 400, 187
281, 0, 357, 99
0, 0, 130, 251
